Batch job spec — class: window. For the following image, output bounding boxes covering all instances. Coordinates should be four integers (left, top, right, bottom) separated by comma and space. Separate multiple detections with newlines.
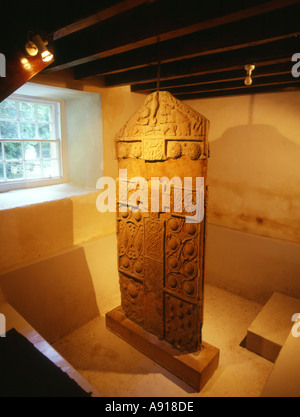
0, 96, 63, 190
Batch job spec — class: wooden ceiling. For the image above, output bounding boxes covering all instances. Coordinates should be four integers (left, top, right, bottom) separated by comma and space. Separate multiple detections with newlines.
2, 0, 300, 100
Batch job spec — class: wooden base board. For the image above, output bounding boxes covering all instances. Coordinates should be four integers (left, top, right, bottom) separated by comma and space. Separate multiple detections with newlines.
106, 307, 219, 392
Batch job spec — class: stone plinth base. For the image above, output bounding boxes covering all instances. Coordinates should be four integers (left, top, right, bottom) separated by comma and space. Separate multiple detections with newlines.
106, 307, 219, 392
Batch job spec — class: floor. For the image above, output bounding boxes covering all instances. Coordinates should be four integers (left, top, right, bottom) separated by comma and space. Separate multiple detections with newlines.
52, 285, 274, 397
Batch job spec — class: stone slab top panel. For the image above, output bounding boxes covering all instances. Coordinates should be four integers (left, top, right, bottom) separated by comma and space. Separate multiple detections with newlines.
115, 91, 210, 162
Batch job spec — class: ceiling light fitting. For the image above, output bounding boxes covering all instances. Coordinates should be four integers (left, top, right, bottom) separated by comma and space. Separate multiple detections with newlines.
244, 64, 255, 86
25, 33, 53, 63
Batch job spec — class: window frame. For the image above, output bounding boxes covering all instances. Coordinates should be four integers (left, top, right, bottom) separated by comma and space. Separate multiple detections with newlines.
0, 94, 67, 192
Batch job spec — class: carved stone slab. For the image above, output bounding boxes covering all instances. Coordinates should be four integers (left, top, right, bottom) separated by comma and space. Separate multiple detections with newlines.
114, 91, 210, 354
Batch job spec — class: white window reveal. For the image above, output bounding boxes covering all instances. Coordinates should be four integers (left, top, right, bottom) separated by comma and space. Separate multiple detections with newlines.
0, 96, 63, 191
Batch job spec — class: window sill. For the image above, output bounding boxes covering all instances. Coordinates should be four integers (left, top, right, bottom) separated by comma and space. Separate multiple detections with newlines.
0, 183, 97, 210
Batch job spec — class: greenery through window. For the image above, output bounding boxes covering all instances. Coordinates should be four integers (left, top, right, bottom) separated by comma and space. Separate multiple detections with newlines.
0, 97, 62, 185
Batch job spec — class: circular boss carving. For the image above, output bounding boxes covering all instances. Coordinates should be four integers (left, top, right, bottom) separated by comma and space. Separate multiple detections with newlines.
121, 256, 130, 269
128, 283, 139, 298
184, 261, 197, 277
134, 211, 142, 222
167, 275, 179, 290
168, 237, 179, 251
168, 142, 182, 159
183, 281, 196, 296
134, 260, 143, 275
183, 242, 195, 257
186, 143, 202, 160
168, 256, 179, 270
185, 223, 197, 236
132, 143, 142, 158
168, 218, 180, 232
118, 143, 130, 158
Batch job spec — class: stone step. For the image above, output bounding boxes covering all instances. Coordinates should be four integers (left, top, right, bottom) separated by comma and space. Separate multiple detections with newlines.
246, 292, 300, 363
261, 323, 300, 397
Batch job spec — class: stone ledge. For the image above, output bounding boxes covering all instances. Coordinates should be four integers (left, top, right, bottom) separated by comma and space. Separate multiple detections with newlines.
0, 183, 95, 211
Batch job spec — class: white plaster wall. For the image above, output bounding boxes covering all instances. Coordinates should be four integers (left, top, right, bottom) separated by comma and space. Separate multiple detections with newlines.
66, 94, 103, 189
185, 91, 300, 244
205, 224, 300, 305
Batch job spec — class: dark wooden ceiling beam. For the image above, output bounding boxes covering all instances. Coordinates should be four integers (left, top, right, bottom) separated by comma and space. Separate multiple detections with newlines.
105, 38, 297, 86
74, 5, 300, 79
146, 74, 296, 96
173, 83, 300, 101
130, 62, 293, 93
52, 0, 154, 41
49, 0, 300, 71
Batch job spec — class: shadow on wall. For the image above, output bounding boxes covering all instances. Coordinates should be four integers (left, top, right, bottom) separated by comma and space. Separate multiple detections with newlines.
207, 124, 300, 243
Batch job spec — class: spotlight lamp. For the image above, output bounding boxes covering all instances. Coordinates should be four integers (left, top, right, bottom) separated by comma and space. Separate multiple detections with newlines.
25, 33, 54, 63
244, 64, 255, 86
